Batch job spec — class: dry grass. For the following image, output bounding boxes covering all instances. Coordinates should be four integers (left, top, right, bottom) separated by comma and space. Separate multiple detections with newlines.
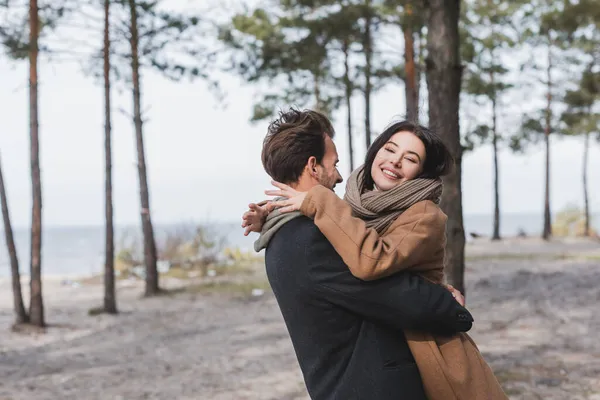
165, 278, 271, 297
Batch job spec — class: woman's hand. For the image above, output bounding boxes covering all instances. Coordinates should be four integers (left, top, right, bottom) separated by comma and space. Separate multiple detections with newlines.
241, 202, 272, 236
265, 180, 308, 214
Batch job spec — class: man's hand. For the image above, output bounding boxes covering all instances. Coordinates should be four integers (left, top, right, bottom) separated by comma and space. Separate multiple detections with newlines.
241, 202, 271, 236
444, 284, 465, 306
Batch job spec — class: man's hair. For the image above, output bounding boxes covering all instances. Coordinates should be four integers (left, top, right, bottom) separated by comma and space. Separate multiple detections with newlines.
262, 108, 335, 184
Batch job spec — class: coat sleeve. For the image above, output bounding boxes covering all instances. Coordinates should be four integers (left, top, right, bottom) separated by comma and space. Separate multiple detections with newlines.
300, 185, 447, 281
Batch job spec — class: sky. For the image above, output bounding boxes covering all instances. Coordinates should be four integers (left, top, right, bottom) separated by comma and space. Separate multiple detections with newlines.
0, 3, 598, 229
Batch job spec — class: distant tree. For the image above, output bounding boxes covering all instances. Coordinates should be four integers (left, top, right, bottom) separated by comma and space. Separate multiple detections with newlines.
561, 67, 600, 237
380, 0, 426, 121
0, 0, 28, 328
219, 2, 349, 170
62, 0, 211, 297
399, 1, 424, 121
28, 0, 45, 327
321, 1, 362, 171
462, 0, 520, 240
342, 36, 356, 172
220, 6, 339, 120
221, 0, 402, 165
557, 0, 600, 237
124, 0, 161, 296
0, 154, 28, 324
511, 1, 573, 240
361, 0, 374, 148
101, 0, 210, 296
1, 0, 76, 328
103, 0, 117, 313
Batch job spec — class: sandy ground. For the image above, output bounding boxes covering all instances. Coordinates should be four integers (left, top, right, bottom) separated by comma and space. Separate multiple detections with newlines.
0, 237, 599, 400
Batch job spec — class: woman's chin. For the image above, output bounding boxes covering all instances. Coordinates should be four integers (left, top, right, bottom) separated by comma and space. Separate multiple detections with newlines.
373, 180, 394, 191
373, 176, 404, 191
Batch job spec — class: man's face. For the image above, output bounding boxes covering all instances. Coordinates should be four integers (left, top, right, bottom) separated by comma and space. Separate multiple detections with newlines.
315, 135, 343, 190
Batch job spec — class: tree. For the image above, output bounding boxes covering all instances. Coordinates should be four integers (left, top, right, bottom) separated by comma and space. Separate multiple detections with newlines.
86, 0, 210, 296
0, 0, 29, 327
221, 0, 411, 171
520, 3, 567, 240
426, 0, 465, 294
28, 0, 44, 327
510, 1, 580, 240
555, 0, 600, 62
561, 67, 600, 237
362, 0, 374, 148
558, 0, 600, 237
324, 2, 362, 172
221, 1, 400, 158
69, 0, 209, 297
540, 43, 553, 241
462, 0, 519, 240
220, 5, 339, 120
220, 1, 353, 172
380, 0, 426, 121
125, 0, 159, 296
103, 0, 117, 313
1, 1, 76, 328
400, 2, 423, 121
0, 154, 28, 324
342, 36, 356, 172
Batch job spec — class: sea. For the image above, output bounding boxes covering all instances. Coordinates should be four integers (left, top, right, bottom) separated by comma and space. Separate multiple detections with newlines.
1, 213, 598, 278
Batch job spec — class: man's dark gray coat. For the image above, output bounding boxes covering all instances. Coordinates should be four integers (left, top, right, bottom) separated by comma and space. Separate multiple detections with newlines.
265, 217, 473, 400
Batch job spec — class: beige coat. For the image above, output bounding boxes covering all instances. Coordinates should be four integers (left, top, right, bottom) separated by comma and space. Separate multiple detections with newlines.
300, 185, 507, 400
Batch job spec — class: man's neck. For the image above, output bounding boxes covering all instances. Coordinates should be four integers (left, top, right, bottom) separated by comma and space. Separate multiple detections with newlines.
290, 177, 318, 192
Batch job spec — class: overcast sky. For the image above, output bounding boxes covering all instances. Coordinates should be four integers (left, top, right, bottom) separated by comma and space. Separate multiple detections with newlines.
0, 5, 598, 229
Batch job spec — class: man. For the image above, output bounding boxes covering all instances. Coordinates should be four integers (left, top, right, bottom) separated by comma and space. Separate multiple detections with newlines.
244, 108, 473, 399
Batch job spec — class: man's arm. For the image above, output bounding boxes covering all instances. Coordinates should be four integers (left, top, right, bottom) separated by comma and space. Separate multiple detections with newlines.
305, 224, 473, 336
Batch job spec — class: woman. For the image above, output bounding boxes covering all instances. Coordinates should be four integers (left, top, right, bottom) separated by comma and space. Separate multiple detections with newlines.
246, 121, 507, 400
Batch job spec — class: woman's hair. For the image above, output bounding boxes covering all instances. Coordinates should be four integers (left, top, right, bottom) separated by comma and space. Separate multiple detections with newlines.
362, 121, 454, 190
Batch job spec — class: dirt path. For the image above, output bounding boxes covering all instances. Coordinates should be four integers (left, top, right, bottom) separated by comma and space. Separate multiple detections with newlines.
0, 238, 599, 399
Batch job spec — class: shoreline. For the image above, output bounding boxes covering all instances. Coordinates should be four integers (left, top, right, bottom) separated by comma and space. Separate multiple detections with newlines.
1, 235, 598, 281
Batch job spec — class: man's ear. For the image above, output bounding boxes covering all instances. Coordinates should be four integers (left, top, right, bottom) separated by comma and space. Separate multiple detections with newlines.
307, 156, 318, 177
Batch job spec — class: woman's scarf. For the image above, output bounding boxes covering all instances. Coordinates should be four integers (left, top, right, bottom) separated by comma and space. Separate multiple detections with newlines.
343, 165, 443, 234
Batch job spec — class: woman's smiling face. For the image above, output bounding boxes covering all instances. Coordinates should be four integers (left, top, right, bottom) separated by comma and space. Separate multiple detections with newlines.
370, 130, 426, 191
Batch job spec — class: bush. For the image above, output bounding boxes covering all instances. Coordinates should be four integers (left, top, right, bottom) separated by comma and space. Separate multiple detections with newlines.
115, 224, 229, 278
552, 205, 597, 237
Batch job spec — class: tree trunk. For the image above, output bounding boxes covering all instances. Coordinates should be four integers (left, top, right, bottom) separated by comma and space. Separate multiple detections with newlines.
103, 0, 117, 313
583, 130, 590, 237
403, 4, 418, 121
28, 0, 44, 327
313, 71, 323, 112
0, 154, 28, 324
343, 39, 354, 173
416, 26, 425, 110
426, 0, 465, 295
128, 0, 159, 296
491, 70, 500, 241
363, 0, 373, 149
542, 44, 552, 240
491, 115, 500, 241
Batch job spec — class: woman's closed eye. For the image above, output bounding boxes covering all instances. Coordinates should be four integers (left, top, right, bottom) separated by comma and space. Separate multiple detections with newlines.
384, 146, 395, 153
405, 157, 417, 163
